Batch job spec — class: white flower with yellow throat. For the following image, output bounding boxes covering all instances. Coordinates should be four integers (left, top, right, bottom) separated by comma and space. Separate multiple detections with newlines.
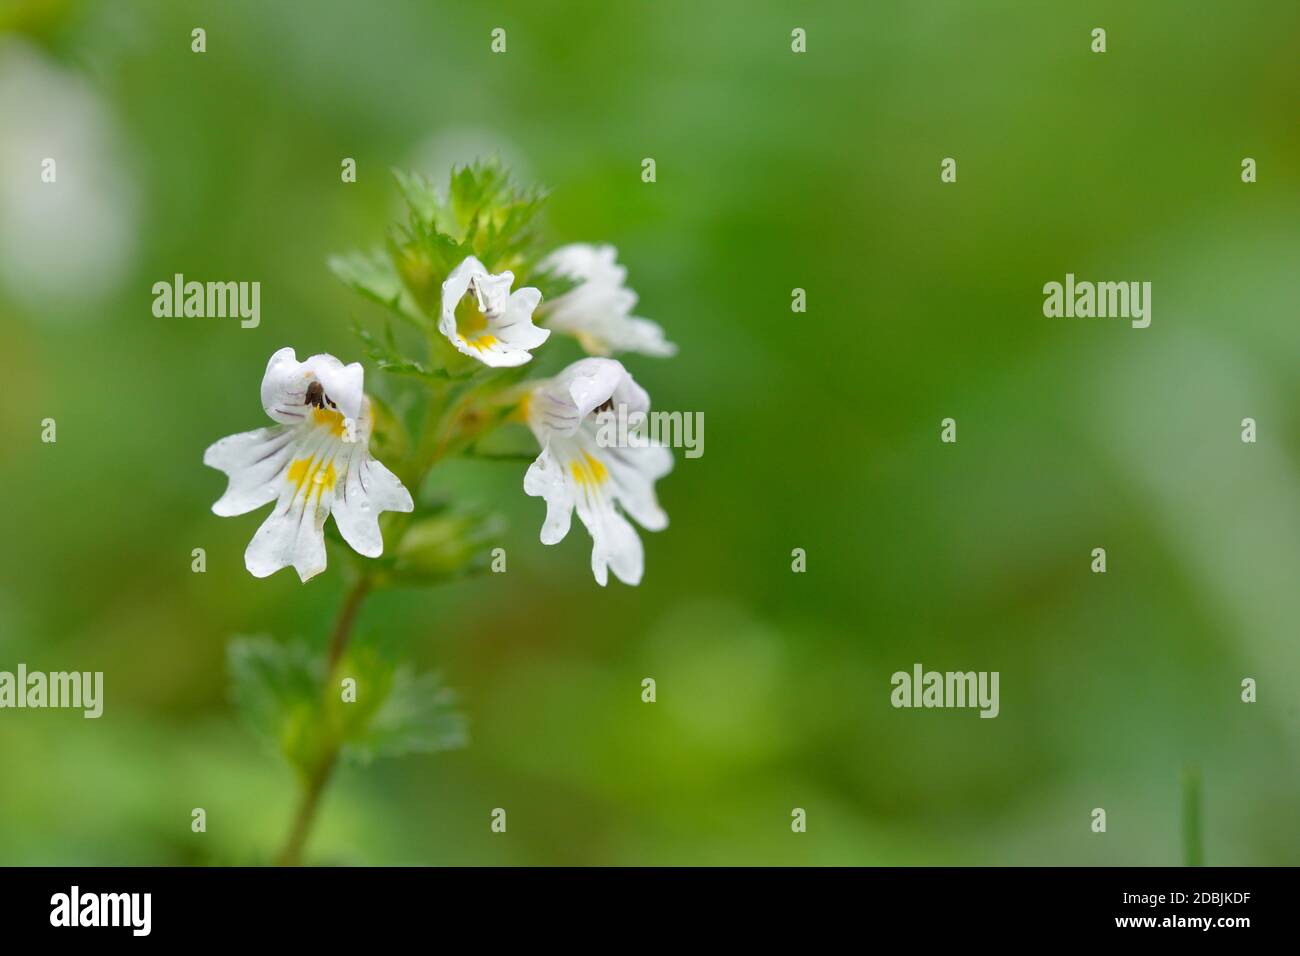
523, 358, 671, 586
203, 347, 413, 582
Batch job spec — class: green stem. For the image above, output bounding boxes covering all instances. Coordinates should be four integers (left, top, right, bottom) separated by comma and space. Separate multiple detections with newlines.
274, 751, 338, 867
274, 573, 371, 866
326, 575, 372, 672
407, 379, 458, 485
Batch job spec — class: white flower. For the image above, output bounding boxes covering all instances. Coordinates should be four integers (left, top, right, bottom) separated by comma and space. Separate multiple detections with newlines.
203, 347, 414, 582
438, 255, 548, 366
538, 243, 675, 358
523, 358, 671, 586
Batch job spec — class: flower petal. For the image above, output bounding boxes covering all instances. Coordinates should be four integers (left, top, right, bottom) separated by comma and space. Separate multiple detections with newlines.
562, 358, 626, 421
523, 443, 575, 545
571, 478, 644, 587
496, 288, 548, 350
245, 494, 330, 582
301, 354, 364, 421
602, 442, 672, 532
332, 451, 414, 557
203, 425, 294, 517
439, 256, 546, 367
539, 244, 675, 358
606, 315, 677, 358
437, 255, 486, 346
457, 337, 536, 368
260, 347, 364, 423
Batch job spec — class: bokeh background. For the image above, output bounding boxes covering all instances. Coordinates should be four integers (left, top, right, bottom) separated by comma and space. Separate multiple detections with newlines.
1, 0, 1297, 865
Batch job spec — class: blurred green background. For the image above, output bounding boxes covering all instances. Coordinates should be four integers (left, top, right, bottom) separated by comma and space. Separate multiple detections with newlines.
1, 0, 1297, 865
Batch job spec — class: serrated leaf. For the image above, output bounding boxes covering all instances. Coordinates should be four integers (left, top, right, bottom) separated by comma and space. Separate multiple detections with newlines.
330, 635, 468, 764
475, 194, 547, 268
443, 159, 549, 269
328, 248, 427, 328
228, 636, 330, 776
448, 160, 510, 229
390, 224, 474, 314
341, 666, 468, 764
392, 168, 442, 229
230, 633, 469, 773
350, 318, 447, 382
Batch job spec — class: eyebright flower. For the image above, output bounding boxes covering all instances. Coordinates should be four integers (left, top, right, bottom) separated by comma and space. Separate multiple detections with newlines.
439, 254, 548, 366
203, 347, 414, 582
538, 243, 676, 358
523, 358, 671, 586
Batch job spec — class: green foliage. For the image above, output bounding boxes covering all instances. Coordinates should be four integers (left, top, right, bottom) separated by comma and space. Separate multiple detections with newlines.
391, 505, 508, 584
447, 161, 548, 267
365, 392, 411, 467
327, 249, 427, 328
335, 160, 551, 339
333, 639, 469, 764
391, 169, 443, 231
350, 317, 446, 383
425, 362, 534, 460
228, 634, 467, 777
228, 636, 329, 777
389, 218, 475, 317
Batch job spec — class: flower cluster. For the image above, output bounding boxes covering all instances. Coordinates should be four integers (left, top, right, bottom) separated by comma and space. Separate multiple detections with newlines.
205, 162, 676, 587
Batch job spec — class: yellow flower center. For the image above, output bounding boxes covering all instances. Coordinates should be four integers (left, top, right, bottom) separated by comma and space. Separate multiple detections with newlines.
287, 456, 338, 500
569, 452, 609, 487
312, 406, 348, 437
456, 283, 497, 350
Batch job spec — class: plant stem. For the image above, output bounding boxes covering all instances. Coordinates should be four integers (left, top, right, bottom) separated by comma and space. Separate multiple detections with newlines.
326, 575, 372, 672
274, 574, 372, 866
275, 751, 338, 867
408, 378, 457, 485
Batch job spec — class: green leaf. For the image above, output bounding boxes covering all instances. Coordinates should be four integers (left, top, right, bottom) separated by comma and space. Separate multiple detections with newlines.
348, 162, 553, 330
228, 636, 330, 777
390, 222, 474, 315
328, 248, 427, 328
444, 159, 549, 271
359, 668, 467, 761
448, 160, 512, 230
336, 654, 469, 765
350, 318, 446, 382
229, 633, 469, 773
391, 507, 508, 584
392, 168, 443, 230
